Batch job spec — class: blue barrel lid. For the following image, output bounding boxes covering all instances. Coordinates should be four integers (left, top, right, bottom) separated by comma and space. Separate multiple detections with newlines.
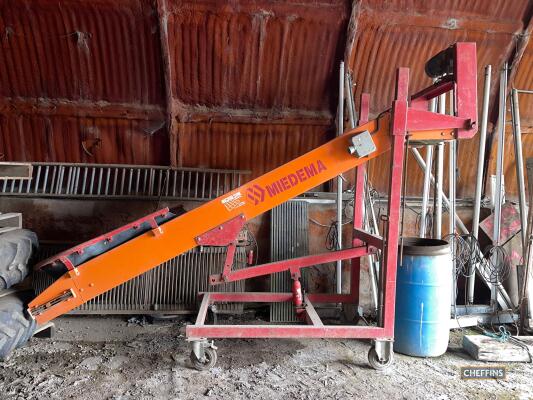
399, 237, 450, 256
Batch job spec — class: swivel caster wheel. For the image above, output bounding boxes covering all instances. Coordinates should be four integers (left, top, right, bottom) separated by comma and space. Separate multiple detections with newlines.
190, 347, 217, 371
190, 340, 218, 371
368, 347, 393, 371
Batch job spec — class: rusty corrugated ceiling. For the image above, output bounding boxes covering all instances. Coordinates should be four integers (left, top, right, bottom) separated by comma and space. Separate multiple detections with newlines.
0, 0, 532, 198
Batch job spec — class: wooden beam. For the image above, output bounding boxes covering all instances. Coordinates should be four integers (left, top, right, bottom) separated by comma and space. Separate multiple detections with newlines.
0, 96, 331, 126
194, 293, 211, 326
484, 10, 533, 194
0, 213, 22, 234
0, 97, 164, 120
0, 162, 32, 179
171, 100, 333, 126
343, 0, 362, 70
507, 11, 533, 90
304, 294, 324, 327
156, 0, 178, 167
362, 8, 523, 35
167, 0, 348, 22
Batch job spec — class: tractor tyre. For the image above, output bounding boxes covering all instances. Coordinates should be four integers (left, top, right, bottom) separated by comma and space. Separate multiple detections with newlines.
0, 290, 36, 361
0, 229, 39, 290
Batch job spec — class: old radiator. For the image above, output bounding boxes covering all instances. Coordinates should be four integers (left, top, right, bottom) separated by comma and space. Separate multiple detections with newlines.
34, 244, 246, 314
270, 201, 309, 322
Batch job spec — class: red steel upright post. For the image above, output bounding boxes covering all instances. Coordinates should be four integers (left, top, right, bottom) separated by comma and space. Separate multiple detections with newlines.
350, 93, 371, 305
380, 68, 409, 335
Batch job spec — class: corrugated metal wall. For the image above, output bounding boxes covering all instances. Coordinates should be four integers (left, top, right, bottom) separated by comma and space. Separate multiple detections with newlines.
166, 1, 345, 110
347, 0, 533, 198
178, 122, 330, 177
1, 0, 532, 198
0, 0, 169, 165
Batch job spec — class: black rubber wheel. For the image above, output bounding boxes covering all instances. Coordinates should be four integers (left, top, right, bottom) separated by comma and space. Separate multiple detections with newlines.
0, 229, 38, 290
0, 291, 37, 361
190, 347, 217, 371
367, 347, 393, 371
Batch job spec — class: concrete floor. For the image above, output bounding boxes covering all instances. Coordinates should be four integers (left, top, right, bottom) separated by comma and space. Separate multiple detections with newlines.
0, 316, 531, 400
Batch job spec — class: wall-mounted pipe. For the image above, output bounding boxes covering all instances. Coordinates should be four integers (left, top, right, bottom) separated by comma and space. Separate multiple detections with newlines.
511, 89, 527, 253
492, 63, 508, 309
469, 65, 491, 304
345, 74, 356, 128
434, 93, 446, 239
336, 61, 344, 295
419, 92, 436, 238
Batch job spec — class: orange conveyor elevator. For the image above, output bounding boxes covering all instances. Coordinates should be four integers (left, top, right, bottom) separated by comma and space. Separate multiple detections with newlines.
28, 43, 478, 370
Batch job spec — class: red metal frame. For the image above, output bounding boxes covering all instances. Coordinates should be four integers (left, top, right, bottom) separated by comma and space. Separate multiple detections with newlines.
186, 64, 413, 342
195, 214, 247, 282
210, 246, 375, 284
28, 43, 477, 334
378, 67, 408, 334
188, 292, 387, 339
186, 44, 476, 343
195, 214, 246, 246
408, 43, 477, 139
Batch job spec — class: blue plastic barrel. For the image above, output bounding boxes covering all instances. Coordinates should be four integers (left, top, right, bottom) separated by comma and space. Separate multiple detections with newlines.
394, 238, 452, 357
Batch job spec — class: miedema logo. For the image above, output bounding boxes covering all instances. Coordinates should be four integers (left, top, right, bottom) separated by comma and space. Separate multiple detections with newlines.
246, 184, 265, 205
246, 160, 327, 205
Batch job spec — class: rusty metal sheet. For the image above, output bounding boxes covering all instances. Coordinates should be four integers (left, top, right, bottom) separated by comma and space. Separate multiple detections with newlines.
0, 0, 531, 202
345, 1, 530, 197
362, 0, 529, 21
0, 114, 169, 165
178, 122, 331, 181
348, 4, 522, 118
487, 124, 533, 200
0, 0, 169, 166
166, 0, 350, 111
0, 0, 164, 104
514, 38, 533, 125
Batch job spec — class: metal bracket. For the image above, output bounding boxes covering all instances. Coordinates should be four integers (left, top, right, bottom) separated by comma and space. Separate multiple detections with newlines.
195, 214, 246, 246
148, 217, 164, 236
348, 130, 376, 158
28, 289, 76, 318
191, 339, 217, 361
374, 339, 393, 361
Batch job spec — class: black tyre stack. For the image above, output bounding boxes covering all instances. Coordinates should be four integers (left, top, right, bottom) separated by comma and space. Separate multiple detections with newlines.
0, 229, 39, 360
0, 292, 37, 360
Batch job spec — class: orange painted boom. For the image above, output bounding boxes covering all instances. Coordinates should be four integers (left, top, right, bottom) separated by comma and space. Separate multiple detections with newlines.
28, 42, 478, 327
29, 113, 455, 324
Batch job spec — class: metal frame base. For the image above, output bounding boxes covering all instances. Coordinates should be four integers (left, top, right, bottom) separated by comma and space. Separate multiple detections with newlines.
186, 291, 396, 371
186, 292, 392, 340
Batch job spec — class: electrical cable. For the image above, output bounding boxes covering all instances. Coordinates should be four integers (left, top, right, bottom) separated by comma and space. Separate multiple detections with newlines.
482, 325, 511, 342
444, 233, 511, 284
445, 233, 514, 330
478, 324, 532, 361
326, 221, 339, 251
